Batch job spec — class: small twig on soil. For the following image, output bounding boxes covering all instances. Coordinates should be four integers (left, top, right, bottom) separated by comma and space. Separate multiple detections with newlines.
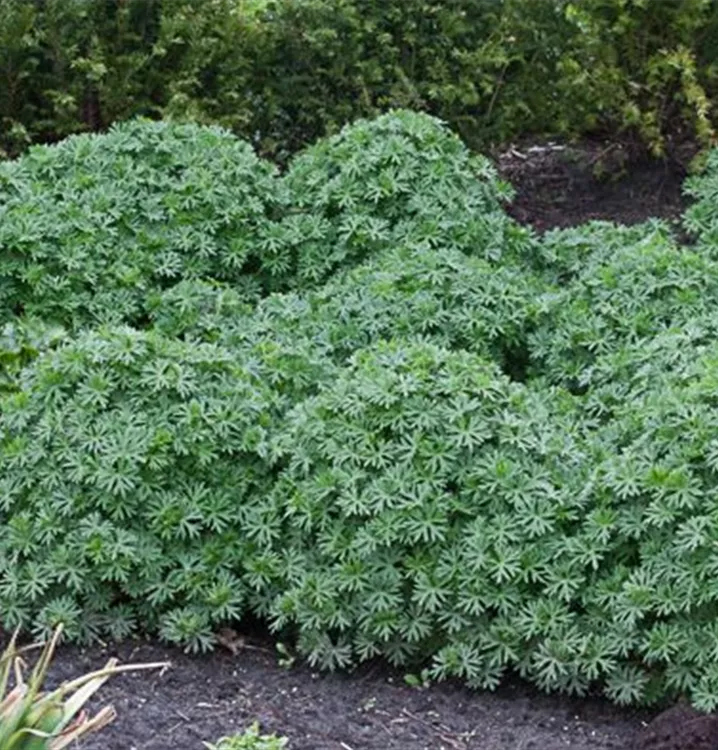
166, 721, 184, 735
371, 711, 399, 737
400, 708, 466, 749
339, 742, 356, 750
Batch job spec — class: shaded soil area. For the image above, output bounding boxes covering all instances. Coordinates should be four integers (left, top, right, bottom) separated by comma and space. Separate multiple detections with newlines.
35, 142, 705, 749
496, 139, 691, 232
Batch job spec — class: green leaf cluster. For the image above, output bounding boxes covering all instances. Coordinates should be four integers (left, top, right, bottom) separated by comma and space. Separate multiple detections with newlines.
0, 120, 280, 328
6, 111, 718, 710
683, 148, 718, 246
530, 219, 718, 389
0, 327, 288, 650
0, 111, 514, 338
205, 723, 288, 750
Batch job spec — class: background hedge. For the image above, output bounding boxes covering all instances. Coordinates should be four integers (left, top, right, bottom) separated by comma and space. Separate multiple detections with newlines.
1, 0, 717, 161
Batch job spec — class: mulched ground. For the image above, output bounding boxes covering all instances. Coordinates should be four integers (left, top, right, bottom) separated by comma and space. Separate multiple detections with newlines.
54, 637, 646, 750
496, 138, 689, 232
40, 141, 700, 750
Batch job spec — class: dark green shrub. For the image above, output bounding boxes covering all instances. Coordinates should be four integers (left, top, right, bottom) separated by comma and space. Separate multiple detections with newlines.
2, 0, 717, 160
0, 0, 40, 156
0, 0, 165, 157
149, 0, 718, 159
543, 0, 716, 156
0, 119, 279, 329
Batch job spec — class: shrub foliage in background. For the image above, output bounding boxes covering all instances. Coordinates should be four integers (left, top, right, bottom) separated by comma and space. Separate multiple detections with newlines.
6, 110, 718, 710
1, 0, 717, 160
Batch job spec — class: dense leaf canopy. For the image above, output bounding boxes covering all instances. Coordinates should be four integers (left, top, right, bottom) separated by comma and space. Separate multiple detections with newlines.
3, 111, 718, 709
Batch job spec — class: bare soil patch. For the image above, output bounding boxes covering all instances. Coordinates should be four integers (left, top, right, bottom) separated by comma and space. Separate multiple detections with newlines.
49, 638, 645, 750
496, 139, 689, 232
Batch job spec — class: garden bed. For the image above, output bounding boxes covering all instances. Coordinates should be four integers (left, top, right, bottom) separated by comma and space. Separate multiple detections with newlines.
38, 139, 694, 750
56, 637, 643, 750
497, 138, 689, 231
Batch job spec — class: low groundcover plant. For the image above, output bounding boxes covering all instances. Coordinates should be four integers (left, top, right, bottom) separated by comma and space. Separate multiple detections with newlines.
4, 109, 718, 711
205, 722, 288, 750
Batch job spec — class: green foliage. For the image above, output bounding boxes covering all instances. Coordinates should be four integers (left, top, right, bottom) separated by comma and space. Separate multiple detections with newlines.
548, 0, 717, 156
204, 723, 288, 750
0, 0, 38, 158
0, 319, 67, 395
280, 109, 523, 282
530, 219, 718, 389
683, 147, 718, 245
0, 120, 279, 328
0, 111, 514, 339
1, 0, 717, 160
163, 0, 718, 158
0, 0, 164, 157
581, 328, 718, 712
7, 111, 718, 711
267, 341, 593, 686
218, 242, 540, 376
0, 327, 291, 649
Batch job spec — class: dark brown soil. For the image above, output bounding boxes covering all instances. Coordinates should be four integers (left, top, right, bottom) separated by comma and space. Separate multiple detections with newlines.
496, 139, 690, 232
632, 705, 718, 750
47, 637, 646, 750
36, 142, 703, 749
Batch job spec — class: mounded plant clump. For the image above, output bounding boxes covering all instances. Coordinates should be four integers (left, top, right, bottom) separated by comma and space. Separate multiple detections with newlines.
0, 121, 280, 329
3, 110, 718, 710
530, 219, 718, 389
279, 109, 530, 281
